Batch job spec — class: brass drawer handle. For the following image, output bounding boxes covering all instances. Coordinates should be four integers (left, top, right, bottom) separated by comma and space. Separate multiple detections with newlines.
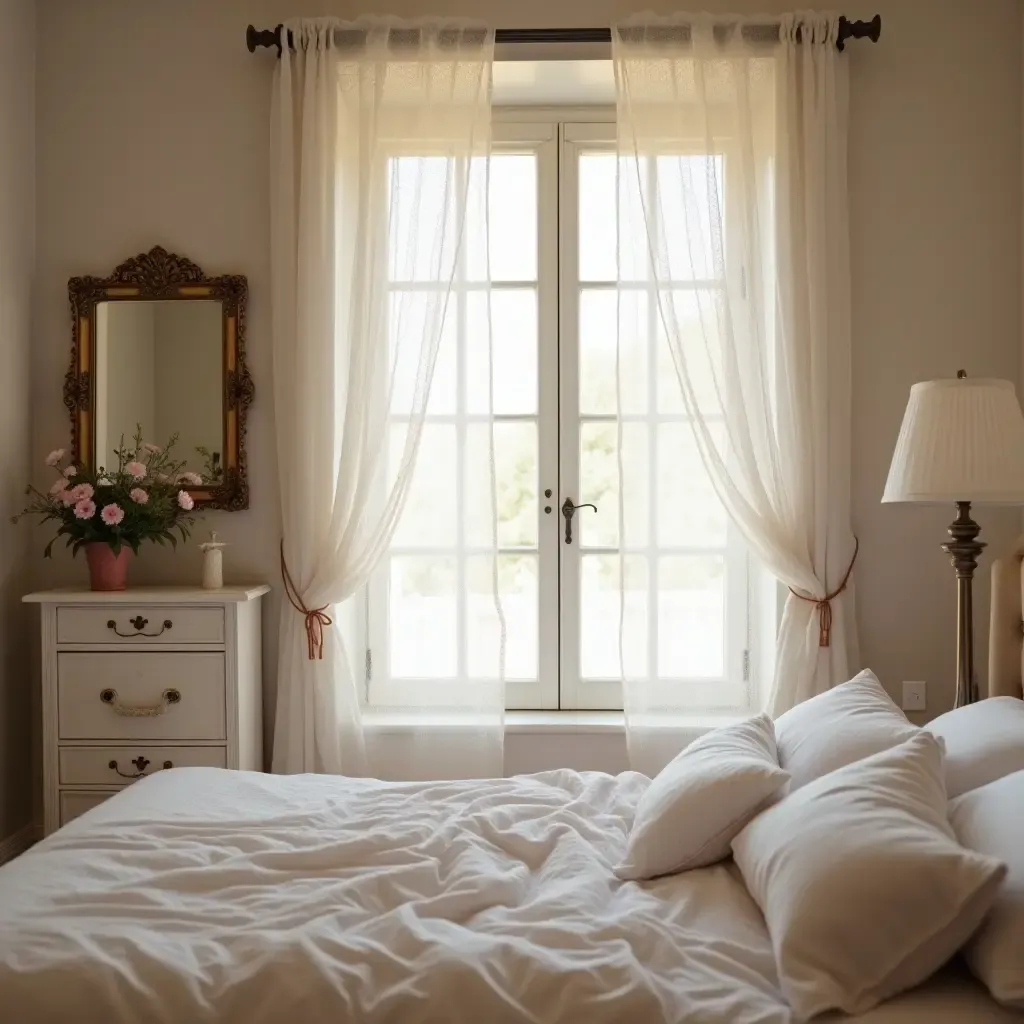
108, 756, 174, 779
100, 688, 181, 716
107, 616, 173, 638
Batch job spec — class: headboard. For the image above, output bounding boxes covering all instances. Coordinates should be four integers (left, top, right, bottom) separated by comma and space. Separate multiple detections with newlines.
988, 535, 1024, 699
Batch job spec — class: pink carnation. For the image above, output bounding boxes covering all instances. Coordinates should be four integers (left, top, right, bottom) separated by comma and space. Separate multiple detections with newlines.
179, 472, 203, 486
49, 479, 67, 495
177, 490, 194, 512
63, 465, 77, 478
62, 490, 77, 507
129, 488, 149, 505
143, 443, 162, 454
70, 482, 94, 502
73, 499, 96, 520
126, 461, 147, 481
45, 448, 65, 467
101, 503, 125, 526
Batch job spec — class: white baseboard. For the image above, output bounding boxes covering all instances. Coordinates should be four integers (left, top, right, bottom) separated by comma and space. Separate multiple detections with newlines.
0, 821, 39, 865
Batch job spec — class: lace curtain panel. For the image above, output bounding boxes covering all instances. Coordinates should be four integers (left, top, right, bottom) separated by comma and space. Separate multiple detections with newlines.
270, 17, 502, 776
613, 14, 860, 774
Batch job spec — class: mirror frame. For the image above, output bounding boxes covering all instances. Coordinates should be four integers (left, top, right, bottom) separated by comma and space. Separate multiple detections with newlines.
66, 246, 251, 511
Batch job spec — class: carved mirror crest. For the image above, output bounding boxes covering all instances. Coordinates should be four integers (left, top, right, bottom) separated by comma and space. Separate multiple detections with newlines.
66, 246, 251, 510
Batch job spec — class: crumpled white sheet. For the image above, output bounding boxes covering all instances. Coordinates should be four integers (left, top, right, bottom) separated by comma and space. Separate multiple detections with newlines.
0, 767, 791, 1024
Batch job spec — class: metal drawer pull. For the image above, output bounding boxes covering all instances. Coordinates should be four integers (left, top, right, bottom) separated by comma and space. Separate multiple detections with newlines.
108, 756, 174, 779
107, 616, 173, 638
99, 688, 181, 716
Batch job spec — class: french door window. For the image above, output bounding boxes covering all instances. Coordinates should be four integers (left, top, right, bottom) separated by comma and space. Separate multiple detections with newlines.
368, 117, 753, 711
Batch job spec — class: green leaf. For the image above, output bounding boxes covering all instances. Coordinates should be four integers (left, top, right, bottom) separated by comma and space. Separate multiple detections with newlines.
43, 538, 56, 558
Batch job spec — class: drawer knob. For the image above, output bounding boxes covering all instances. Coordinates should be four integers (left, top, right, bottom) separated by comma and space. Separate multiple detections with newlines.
107, 617, 173, 638
108, 756, 174, 779
100, 688, 182, 716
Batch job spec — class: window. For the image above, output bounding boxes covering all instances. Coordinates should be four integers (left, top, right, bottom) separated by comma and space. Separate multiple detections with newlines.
367, 115, 754, 711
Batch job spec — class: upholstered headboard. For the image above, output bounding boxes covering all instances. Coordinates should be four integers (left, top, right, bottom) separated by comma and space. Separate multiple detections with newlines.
988, 535, 1024, 699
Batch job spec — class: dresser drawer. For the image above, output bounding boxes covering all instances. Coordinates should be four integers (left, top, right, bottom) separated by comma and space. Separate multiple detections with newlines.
59, 745, 227, 786
57, 606, 224, 646
58, 652, 226, 741
60, 790, 112, 826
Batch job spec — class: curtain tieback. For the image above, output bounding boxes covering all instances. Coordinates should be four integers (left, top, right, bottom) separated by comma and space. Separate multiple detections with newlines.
788, 538, 859, 648
280, 541, 332, 660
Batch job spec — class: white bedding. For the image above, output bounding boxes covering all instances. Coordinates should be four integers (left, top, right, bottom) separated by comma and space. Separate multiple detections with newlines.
0, 768, 1015, 1023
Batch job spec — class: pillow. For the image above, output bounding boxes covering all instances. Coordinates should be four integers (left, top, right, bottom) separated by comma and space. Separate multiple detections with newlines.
774, 668, 918, 790
731, 732, 1006, 1020
926, 696, 1024, 798
615, 712, 789, 880
950, 770, 1024, 1007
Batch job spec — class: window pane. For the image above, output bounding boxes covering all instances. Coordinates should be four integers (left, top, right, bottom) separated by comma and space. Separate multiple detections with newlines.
466, 153, 537, 281
579, 152, 648, 282
390, 424, 456, 548
655, 154, 724, 282
656, 289, 724, 415
467, 289, 537, 415
581, 554, 647, 679
580, 422, 648, 547
389, 290, 456, 416
389, 557, 457, 678
467, 554, 537, 680
579, 289, 647, 415
658, 555, 725, 678
657, 423, 727, 547
388, 156, 457, 283
466, 422, 537, 548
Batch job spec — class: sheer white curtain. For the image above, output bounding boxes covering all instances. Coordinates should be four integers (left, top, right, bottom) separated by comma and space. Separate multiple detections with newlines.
613, 13, 859, 770
270, 17, 500, 776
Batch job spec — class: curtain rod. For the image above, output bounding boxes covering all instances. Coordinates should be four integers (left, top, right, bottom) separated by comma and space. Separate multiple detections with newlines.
245, 16, 881, 56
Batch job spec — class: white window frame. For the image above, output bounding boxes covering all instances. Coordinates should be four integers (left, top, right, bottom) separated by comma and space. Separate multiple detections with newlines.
364, 108, 757, 713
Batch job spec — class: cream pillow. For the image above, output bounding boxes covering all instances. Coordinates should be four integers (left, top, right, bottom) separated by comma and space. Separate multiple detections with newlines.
926, 697, 1024, 798
774, 668, 918, 790
616, 712, 789, 880
731, 732, 1006, 1020
950, 770, 1024, 1007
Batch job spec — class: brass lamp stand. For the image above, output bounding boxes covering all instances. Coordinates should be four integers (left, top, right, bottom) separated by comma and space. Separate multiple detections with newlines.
883, 372, 1024, 709
941, 502, 984, 707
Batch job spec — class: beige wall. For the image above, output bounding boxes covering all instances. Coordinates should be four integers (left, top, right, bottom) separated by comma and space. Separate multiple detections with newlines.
152, 300, 224, 474
32, 0, 1023, 771
1, 0, 34, 843
96, 301, 157, 467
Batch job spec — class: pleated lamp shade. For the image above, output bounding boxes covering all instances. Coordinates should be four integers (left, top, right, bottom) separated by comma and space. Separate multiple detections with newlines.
883, 376, 1024, 504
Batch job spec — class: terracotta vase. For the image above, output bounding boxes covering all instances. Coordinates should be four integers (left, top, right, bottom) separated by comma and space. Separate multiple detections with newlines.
85, 543, 133, 592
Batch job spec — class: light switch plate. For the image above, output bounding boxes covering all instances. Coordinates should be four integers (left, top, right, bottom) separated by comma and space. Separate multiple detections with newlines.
902, 680, 927, 712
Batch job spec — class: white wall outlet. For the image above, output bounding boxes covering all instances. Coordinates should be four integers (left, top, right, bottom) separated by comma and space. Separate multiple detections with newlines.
902, 680, 927, 712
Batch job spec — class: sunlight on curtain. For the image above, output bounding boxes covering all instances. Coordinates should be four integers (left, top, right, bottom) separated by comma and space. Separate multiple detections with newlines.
613, 14, 859, 774
270, 18, 501, 776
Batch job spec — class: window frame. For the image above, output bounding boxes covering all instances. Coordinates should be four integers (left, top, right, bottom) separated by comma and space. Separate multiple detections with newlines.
363, 108, 758, 714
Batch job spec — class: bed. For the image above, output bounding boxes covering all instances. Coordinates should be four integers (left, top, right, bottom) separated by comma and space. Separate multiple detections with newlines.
2, 549, 1023, 1023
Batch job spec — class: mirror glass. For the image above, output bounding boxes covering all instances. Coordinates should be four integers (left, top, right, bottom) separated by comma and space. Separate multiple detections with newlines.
94, 300, 223, 478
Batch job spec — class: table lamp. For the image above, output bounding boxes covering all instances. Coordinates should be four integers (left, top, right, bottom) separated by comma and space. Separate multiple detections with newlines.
883, 372, 1024, 706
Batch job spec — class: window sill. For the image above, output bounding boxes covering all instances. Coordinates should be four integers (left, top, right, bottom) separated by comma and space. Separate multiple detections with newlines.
362, 710, 747, 735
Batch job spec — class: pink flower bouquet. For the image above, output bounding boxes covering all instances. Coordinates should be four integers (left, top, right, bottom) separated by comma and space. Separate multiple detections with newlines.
14, 428, 200, 559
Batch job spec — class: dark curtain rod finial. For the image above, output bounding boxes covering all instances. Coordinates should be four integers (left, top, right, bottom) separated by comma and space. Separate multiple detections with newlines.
246, 16, 881, 56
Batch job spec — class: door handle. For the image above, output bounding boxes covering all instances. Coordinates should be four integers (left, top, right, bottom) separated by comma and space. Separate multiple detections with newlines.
561, 498, 597, 545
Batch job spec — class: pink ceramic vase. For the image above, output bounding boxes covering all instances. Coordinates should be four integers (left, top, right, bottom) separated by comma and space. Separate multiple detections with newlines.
85, 543, 133, 592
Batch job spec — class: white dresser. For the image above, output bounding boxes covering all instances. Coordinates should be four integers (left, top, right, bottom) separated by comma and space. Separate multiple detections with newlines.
24, 586, 270, 834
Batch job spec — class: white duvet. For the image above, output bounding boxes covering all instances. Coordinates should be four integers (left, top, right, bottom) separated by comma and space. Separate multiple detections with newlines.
0, 768, 1013, 1023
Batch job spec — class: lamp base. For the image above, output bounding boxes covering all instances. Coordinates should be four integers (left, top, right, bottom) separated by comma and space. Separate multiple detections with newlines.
940, 501, 985, 708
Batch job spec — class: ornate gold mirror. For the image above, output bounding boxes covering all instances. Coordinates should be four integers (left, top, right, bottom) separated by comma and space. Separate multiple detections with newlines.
66, 247, 251, 510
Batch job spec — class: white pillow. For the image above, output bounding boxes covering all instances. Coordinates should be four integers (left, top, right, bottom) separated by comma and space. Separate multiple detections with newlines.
731, 732, 1006, 1020
774, 668, 918, 790
926, 696, 1024, 798
950, 770, 1024, 1007
616, 712, 789, 880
